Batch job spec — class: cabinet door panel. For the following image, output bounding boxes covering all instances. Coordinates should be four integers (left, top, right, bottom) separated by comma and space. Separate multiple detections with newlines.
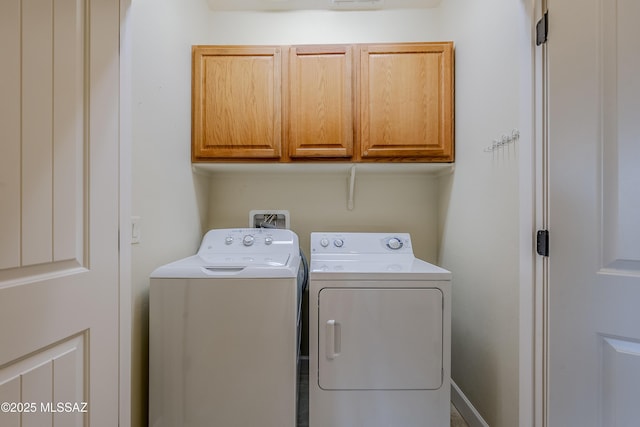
192, 46, 282, 160
360, 43, 454, 161
288, 45, 354, 158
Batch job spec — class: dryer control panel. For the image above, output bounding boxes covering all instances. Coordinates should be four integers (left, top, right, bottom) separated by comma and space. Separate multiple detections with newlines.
310, 232, 413, 255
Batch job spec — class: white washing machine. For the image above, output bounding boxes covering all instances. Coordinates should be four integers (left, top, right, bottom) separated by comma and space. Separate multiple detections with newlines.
309, 232, 452, 427
149, 228, 305, 427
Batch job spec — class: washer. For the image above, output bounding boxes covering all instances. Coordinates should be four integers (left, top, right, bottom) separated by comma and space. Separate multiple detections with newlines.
309, 232, 452, 427
149, 228, 305, 427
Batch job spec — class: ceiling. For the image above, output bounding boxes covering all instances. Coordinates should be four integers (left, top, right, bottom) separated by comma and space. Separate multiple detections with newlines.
207, 0, 442, 11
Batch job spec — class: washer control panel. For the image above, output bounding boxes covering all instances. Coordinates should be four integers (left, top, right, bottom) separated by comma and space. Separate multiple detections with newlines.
311, 232, 413, 255
198, 228, 297, 255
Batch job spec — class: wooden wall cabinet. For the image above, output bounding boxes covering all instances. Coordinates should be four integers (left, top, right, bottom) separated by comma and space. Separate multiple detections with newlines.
288, 45, 354, 159
192, 46, 282, 160
192, 42, 454, 163
359, 42, 454, 162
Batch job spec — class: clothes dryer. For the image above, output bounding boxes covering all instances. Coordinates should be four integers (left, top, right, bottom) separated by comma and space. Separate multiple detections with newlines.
309, 232, 452, 427
149, 228, 305, 427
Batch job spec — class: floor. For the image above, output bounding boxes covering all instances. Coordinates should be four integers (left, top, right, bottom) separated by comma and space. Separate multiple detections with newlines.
450, 403, 469, 427
297, 358, 469, 427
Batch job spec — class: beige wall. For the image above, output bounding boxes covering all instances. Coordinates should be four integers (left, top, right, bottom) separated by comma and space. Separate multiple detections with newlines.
131, 1, 211, 426
437, 1, 523, 426
205, 9, 441, 45
204, 168, 442, 263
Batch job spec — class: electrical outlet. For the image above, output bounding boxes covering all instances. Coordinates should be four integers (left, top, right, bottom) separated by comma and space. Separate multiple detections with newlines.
249, 210, 290, 229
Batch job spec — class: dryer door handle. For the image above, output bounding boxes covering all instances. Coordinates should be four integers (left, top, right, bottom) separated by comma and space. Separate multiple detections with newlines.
325, 320, 341, 360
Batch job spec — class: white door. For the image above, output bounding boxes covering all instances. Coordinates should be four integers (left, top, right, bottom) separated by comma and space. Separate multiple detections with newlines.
0, 0, 121, 425
547, 0, 640, 425
318, 288, 443, 390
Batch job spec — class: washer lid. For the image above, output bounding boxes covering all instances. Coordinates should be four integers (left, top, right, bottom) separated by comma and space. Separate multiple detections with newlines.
200, 252, 290, 267
150, 253, 300, 278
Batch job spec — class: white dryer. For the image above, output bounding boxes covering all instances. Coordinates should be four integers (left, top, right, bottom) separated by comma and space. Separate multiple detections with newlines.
149, 228, 305, 427
309, 232, 452, 427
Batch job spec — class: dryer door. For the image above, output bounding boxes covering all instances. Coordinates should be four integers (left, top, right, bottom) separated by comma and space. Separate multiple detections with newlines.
318, 287, 443, 390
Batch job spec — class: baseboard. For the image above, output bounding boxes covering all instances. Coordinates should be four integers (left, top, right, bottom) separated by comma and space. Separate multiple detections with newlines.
450, 379, 490, 427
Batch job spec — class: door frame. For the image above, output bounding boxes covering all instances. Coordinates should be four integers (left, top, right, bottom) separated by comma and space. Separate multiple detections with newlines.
520, 0, 547, 427
119, 0, 133, 425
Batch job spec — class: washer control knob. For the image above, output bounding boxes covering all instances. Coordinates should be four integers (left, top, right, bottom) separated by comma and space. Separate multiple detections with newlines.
387, 237, 403, 250
264, 236, 273, 245
333, 239, 344, 248
320, 238, 330, 248
225, 236, 234, 245
242, 235, 255, 246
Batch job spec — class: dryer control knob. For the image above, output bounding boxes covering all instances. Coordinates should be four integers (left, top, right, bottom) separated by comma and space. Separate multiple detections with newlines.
320, 238, 330, 248
242, 235, 255, 246
387, 237, 403, 250
264, 236, 273, 245
333, 239, 344, 248
225, 236, 234, 245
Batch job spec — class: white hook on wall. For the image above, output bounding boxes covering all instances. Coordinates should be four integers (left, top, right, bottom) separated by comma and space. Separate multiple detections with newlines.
484, 129, 520, 152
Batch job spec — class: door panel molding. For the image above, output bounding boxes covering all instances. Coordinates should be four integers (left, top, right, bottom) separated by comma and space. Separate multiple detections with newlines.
0, 0, 22, 271
0, 0, 87, 275
0, 0, 89, 274
601, 336, 640, 426
601, 0, 640, 276
0, 261, 87, 291
0, 332, 87, 423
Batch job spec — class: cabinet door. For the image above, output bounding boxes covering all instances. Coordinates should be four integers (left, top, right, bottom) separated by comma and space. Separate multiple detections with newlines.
192, 46, 282, 160
287, 45, 354, 158
360, 43, 454, 161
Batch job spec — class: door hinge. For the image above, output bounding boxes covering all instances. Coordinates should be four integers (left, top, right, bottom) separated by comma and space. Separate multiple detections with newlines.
536, 230, 549, 257
536, 11, 548, 46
